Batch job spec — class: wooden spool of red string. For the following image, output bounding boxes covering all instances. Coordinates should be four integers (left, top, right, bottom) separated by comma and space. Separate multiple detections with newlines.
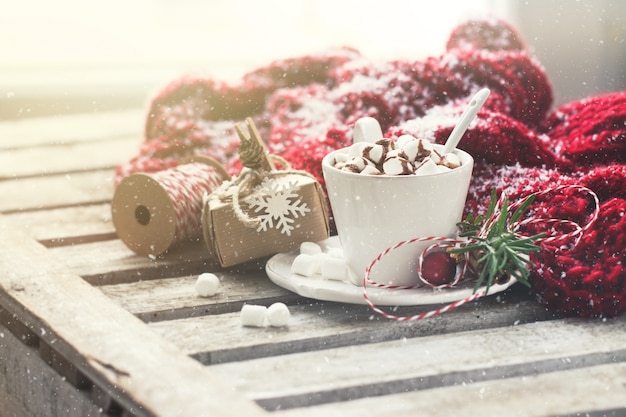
111, 156, 229, 256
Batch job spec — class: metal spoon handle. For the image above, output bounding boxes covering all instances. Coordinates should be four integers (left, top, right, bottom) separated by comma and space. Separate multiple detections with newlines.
443, 88, 490, 154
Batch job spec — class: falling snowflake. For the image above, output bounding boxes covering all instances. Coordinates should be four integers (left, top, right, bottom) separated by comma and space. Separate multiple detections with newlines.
244, 178, 310, 236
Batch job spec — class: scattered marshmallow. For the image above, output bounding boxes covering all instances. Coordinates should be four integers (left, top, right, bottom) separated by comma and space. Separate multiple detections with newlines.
292, 251, 332, 276
311, 252, 329, 274
240, 303, 291, 328
291, 241, 352, 284
327, 247, 345, 259
266, 302, 291, 327
195, 273, 220, 297
300, 241, 322, 255
240, 304, 267, 327
291, 253, 318, 277
322, 257, 348, 281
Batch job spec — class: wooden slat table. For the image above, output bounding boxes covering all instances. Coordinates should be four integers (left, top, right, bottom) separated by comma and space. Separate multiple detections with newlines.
1, 109, 625, 417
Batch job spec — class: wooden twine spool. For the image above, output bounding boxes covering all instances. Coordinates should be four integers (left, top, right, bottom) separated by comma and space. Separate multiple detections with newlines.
111, 156, 229, 256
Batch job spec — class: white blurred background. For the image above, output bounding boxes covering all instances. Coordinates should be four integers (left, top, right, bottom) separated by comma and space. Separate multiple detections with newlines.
1, 0, 624, 119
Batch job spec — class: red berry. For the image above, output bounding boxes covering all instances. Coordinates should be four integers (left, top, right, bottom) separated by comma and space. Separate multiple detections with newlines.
420, 251, 457, 286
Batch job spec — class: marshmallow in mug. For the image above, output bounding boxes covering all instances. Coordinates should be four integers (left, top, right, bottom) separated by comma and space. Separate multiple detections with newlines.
333, 135, 461, 176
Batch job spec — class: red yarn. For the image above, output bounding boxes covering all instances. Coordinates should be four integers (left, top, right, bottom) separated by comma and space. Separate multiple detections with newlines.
264, 84, 336, 154
579, 164, 626, 201
114, 18, 626, 318
114, 121, 243, 185
462, 163, 572, 217
542, 91, 626, 165
144, 47, 359, 145
438, 49, 553, 126
462, 165, 625, 318
240, 47, 360, 91
446, 17, 527, 52
531, 198, 626, 318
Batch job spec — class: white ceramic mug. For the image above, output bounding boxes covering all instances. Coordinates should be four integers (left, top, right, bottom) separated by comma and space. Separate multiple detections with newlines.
321, 144, 473, 287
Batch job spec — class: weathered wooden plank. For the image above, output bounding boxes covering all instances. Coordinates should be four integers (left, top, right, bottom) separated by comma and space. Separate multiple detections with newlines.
99, 271, 299, 322
49, 239, 220, 285
90, 384, 126, 416
49, 238, 270, 286
0, 214, 268, 417
0, 109, 144, 149
272, 362, 626, 417
0, 170, 114, 212
149, 286, 554, 365
0, 305, 38, 347
208, 315, 626, 409
3, 203, 115, 246
0, 136, 142, 179
39, 338, 91, 389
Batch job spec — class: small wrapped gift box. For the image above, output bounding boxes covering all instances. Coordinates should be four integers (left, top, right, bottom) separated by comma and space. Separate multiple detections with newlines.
202, 172, 329, 267
201, 118, 330, 267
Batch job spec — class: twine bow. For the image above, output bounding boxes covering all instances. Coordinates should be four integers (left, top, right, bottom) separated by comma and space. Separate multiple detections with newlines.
213, 118, 317, 229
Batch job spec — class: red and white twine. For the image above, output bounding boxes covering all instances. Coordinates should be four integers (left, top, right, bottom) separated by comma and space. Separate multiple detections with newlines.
510, 184, 600, 246
362, 185, 600, 321
148, 162, 224, 246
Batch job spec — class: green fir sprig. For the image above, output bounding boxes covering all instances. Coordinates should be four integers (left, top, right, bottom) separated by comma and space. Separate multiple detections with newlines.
450, 189, 546, 294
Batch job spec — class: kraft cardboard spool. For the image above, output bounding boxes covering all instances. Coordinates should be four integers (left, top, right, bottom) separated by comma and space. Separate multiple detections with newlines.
112, 172, 178, 256
111, 157, 229, 257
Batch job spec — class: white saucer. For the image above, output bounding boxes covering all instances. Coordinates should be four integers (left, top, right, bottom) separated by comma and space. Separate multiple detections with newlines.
265, 236, 516, 306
